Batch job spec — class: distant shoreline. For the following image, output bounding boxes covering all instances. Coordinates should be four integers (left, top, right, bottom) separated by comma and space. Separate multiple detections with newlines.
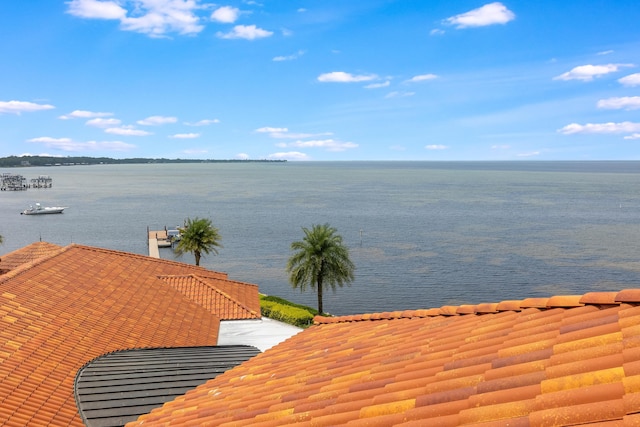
0, 155, 286, 168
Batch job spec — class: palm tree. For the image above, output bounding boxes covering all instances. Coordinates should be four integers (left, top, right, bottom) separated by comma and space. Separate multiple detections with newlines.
174, 217, 222, 266
287, 223, 355, 315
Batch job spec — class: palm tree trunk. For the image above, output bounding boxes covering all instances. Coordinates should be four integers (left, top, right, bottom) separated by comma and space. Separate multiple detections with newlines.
317, 276, 323, 315
195, 250, 201, 266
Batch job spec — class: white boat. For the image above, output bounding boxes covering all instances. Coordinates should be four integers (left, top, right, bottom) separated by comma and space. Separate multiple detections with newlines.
21, 203, 67, 215
167, 229, 182, 242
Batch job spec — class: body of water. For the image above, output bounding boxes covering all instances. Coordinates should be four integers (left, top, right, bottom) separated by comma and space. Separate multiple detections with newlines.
1, 161, 639, 316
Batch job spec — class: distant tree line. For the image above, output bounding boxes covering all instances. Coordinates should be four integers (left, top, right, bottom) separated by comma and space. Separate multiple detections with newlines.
0, 155, 285, 167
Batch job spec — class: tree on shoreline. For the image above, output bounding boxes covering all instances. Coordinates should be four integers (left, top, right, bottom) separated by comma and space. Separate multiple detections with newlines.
287, 223, 355, 315
174, 217, 222, 266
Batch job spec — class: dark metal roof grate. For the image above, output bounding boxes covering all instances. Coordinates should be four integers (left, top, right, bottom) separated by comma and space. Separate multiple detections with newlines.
75, 345, 261, 427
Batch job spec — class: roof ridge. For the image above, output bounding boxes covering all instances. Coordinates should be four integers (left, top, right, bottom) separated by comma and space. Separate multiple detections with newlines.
158, 274, 260, 318
1, 243, 228, 288
198, 270, 260, 288
0, 243, 70, 284
313, 289, 640, 324
69, 244, 229, 275
191, 274, 261, 318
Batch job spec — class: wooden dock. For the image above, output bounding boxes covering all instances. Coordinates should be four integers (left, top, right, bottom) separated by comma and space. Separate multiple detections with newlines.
147, 228, 172, 258
1, 173, 54, 191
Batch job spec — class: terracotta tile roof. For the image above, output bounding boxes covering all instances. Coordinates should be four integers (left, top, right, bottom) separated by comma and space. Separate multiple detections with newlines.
131, 290, 640, 426
159, 275, 261, 320
0, 242, 254, 426
0, 241, 63, 273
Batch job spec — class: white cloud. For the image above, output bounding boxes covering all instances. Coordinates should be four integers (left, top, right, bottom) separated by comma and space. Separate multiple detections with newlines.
267, 151, 310, 161
553, 64, 633, 81
624, 134, 640, 140
137, 115, 178, 125
425, 144, 447, 150
262, 127, 357, 152
216, 25, 273, 40
444, 2, 515, 29
256, 126, 288, 133
281, 139, 358, 152
236, 153, 250, 160
0, 100, 55, 114
517, 151, 541, 157
211, 6, 240, 23
430, 28, 445, 36
28, 137, 73, 144
365, 81, 390, 89
619, 73, 640, 87
66, 0, 126, 20
59, 110, 113, 120
597, 96, 640, 110
66, 0, 203, 37
257, 127, 332, 140
558, 121, 640, 135
271, 132, 314, 139
491, 144, 511, 150
28, 136, 135, 152
405, 74, 437, 83
273, 50, 304, 61
285, 132, 331, 139
105, 127, 152, 136
182, 148, 208, 154
598, 50, 614, 56
317, 72, 378, 83
385, 91, 415, 98
86, 117, 122, 127
122, 10, 203, 37
170, 132, 200, 139
185, 119, 220, 126
86, 140, 137, 151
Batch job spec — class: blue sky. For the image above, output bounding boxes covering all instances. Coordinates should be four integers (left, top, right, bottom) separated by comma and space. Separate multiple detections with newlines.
1, 1, 639, 161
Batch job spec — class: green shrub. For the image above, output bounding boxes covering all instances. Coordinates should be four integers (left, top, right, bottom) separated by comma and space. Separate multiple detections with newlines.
260, 299, 314, 328
260, 295, 319, 316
